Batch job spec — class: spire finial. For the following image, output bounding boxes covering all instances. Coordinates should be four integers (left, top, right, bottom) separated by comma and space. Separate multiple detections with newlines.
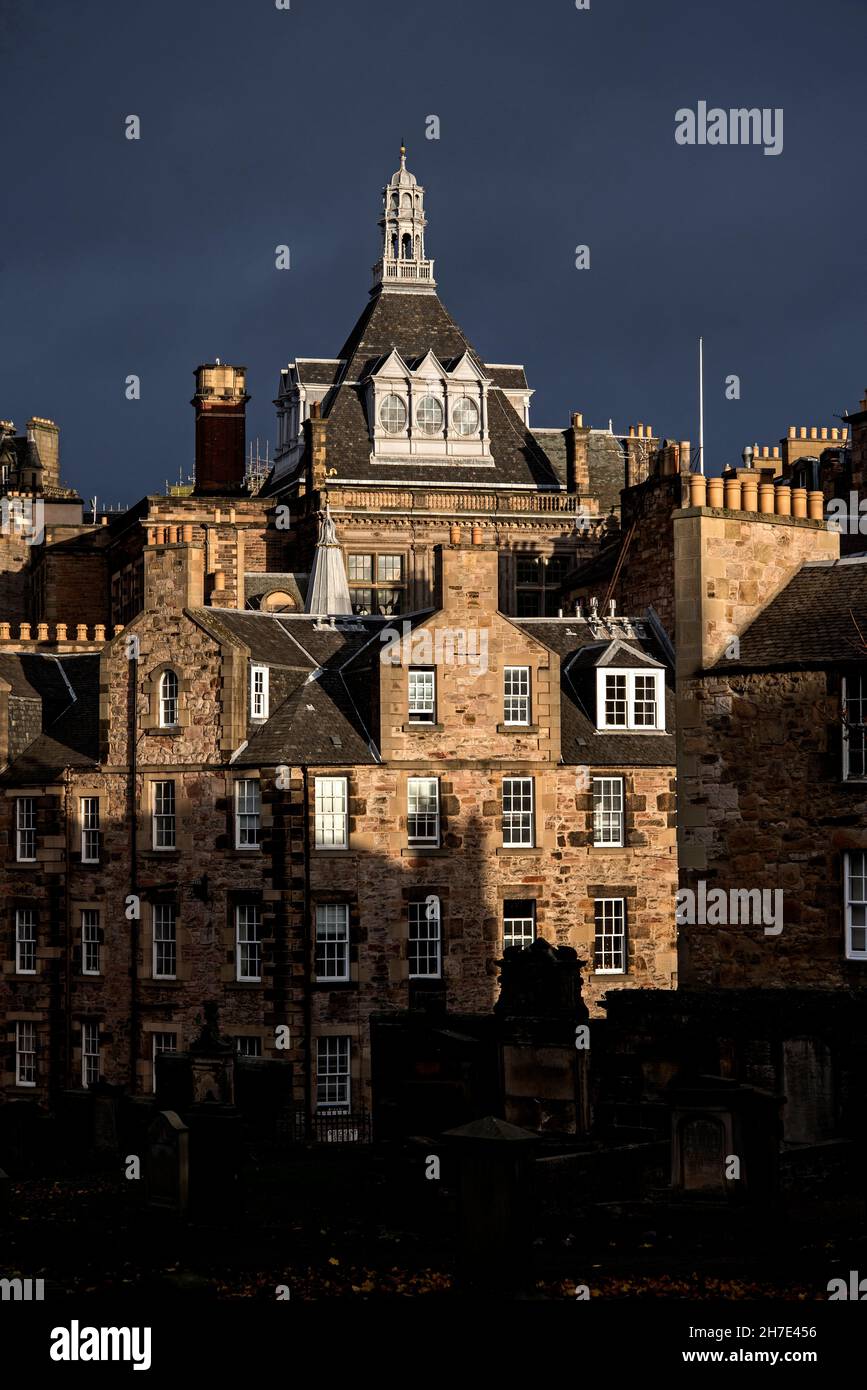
400, 139, 406, 165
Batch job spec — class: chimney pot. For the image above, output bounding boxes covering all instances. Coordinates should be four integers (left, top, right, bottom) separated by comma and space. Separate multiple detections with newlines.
36, 623, 48, 641
56, 623, 67, 641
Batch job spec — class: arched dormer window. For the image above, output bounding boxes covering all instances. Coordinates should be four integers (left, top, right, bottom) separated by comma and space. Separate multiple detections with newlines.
159, 670, 179, 727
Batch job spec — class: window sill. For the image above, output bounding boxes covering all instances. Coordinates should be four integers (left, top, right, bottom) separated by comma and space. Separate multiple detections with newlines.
313, 980, 357, 990
497, 723, 539, 734
496, 845, 536, 854
401, 846, 447, 856
593, 970, 626, 976
226, 980, 263, 989
144, 978, 184, 988
402, 723, 444, 732
592, 843, 626, 851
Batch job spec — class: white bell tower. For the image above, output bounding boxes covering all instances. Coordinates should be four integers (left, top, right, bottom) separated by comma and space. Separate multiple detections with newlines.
372, 144, 436, 294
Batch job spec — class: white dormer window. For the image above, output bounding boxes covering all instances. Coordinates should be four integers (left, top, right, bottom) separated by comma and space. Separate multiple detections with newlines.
596, 669, 664, 731
380, 395, 407, 434
250, 666, 269, 721
452, 397, 480, 436
416, 395, 444, 435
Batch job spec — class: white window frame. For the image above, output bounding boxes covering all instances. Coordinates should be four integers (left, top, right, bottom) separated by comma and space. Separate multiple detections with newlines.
409, 897, 442, 979
80, 796, 100, 863
15, 908, 36, 975
315, 902, 350, 982
151, 1031, 177, 1093
235, 778, 261, 850
408, 667, 436, 724
235, 903, 262, 982
81, 1021, 100, 1088
81, 908, 101, 976
152, 903, 177, 980
594, 897, 627, 974
236, 1035, 263, 1058
159, 669, 179, 727
316, 1035, 350, 1111
502, 776, 534, 847
596, 668, 664, 732
250, 665, 269, 721
503, 666, 531, 725
844, 850, 867, 961
593, 776, 625, 848
314, 776, 348, 849
15, 797, 36, 862
842, 674, 867, 781
152, 780, 176, 850
503, 899, 536, 950
407, 776, 440, 845
16, 1021, 36, 1087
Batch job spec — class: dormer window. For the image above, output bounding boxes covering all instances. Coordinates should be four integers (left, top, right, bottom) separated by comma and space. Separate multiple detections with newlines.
250, 665, 269, 721
596, 669, 664, 732
380, 394, 407, 434
453, 397, 480, 435
159, 670, 179, 727
416, 396, 444, 435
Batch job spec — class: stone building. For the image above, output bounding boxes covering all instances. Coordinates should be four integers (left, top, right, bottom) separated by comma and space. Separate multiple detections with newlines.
0, 521, 676, 1118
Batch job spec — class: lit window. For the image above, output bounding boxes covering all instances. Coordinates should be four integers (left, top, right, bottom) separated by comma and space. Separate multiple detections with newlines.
236, 1036, 263, 1057
416, 396, 444, 434
407, 777, 439, 845
235, 779, 261, 849
80, 797, 100, 862
453, 397, 480, 435
82, 909, 101, 976
502, 777, 534, 847
152, 780, 176, 850
597, 669, 664, 732
315, 903, 350, 981
408, 668, 436, 723
16, 1021, 36, 1087
503, 899, 536, 950
15, 908, 36, 974
314, 776, 348, 849
380, 395, 407, 434
250, 666, 269, 721
593, 776, 625, 847
159, 670, 179, 727
594, 898, 626, 973
316, 1036, 350, 1110
236, 903, 262, 981
348, 554, 373, 582
152, 1032, 177, 1093
153, 904, 177, 979
377, 554, 403, 582
82, 1021, 100, 1088
842, 675, 867, 780
504, 667, 531, 725
16, 798, 36, 862
844, 851, 867, 960
409, 897, 442, 978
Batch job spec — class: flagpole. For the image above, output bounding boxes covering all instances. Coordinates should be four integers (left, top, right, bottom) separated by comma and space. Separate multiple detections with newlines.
698, 336, 705, 475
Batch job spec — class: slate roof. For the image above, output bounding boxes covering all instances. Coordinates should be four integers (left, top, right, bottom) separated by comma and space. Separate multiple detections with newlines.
244, 572, 307, 609
532, 429, 569, 487
513, 618, 676, 766
709, 557, 867, 672
280, 290, 562, 490
294, 359, 342, 387
0, 654, 100, 781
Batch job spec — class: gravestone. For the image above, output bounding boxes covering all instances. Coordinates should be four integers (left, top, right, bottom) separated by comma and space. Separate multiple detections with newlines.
782, 1038, 834, 1144
680, 1117, 726, 1192
443, 1115, 540, 1295
146, 1110, 189, 1214
189, 1000, 235, 1105
92, 1096, 119, 1155
670, 1075, 783, 1202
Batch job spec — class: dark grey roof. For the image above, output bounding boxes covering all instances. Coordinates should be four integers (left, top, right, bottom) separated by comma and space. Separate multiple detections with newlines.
191, 610, 382, 669
239, 669, 377, 766
0, 654, 100, 781
513, 618, 675, 766
244, 573, 306, 609
709, 557, 867, 672
279, 291, 562, 490
532, 429, 569, 487
486, 365, 528, 390
587, 431, 626, 514
294, 359, 343, 387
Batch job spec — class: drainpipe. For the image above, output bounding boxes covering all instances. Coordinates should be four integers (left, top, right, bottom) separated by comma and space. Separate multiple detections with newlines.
301, 766, 313, 1138
129, 651, 139, 1094
63, 766, 72, 1090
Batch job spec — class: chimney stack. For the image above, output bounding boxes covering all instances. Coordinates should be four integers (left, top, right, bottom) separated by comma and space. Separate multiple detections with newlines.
192, 363, 249, 495
26, 417, 60, 490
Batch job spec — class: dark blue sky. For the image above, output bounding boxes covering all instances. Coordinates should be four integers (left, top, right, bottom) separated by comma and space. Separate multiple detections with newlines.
3, 0, 865, 504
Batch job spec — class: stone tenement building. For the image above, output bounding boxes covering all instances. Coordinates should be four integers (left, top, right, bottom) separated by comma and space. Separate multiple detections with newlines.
0, 530, 676, 1116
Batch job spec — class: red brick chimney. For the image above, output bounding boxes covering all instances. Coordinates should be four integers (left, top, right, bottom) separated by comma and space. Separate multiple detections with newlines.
192, 362, 249, 494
